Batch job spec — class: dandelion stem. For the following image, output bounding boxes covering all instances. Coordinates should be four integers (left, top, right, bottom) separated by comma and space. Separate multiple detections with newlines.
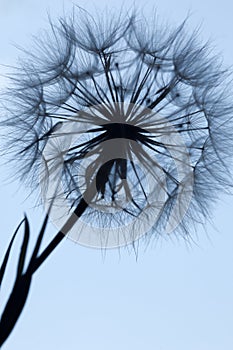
31, 197, 88, 273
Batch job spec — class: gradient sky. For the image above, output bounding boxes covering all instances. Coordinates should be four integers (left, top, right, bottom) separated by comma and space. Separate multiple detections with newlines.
0, 1, 233, 349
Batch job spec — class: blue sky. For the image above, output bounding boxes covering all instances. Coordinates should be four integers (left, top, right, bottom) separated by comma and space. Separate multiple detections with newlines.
0, 1, 233, 349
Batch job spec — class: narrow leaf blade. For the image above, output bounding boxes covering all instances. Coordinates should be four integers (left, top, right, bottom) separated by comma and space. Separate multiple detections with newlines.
0, 219, 25, 289
16, 216, 30, 278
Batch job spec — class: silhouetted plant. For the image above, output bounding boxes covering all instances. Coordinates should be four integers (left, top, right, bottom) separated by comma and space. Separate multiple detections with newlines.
0, 213, 50, 347
1, 6, 233, 347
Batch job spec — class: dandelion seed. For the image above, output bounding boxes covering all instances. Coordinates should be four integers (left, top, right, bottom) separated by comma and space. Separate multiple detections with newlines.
2, 7, 233, 248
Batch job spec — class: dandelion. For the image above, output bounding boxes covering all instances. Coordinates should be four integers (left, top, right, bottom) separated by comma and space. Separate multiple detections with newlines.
1, 6, 233, 347
2, 7, 233, 249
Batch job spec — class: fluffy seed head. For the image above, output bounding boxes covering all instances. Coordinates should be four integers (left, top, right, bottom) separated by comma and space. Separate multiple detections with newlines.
2, 7, 233, 248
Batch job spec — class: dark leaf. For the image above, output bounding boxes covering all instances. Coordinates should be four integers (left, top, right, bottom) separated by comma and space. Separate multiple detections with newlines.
16, 216, 30, 279
0, 218, 25, 290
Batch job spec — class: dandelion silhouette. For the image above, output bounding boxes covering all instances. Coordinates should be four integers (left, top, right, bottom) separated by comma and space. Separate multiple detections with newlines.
1, 6, 233, 347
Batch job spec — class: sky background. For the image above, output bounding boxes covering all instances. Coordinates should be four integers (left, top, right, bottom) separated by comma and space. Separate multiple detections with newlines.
0, 0, 233, 349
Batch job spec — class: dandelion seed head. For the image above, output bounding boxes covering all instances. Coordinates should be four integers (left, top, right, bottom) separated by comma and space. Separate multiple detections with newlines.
2, 7, 233, 248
